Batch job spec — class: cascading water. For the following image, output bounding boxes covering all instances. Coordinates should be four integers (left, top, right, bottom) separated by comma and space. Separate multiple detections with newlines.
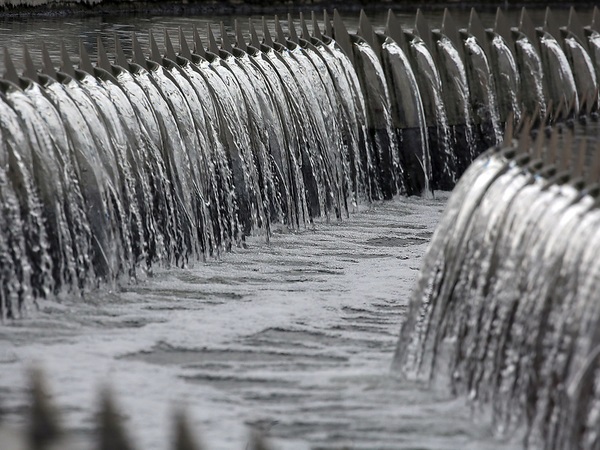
538, 32, 579, 117
2, 6, 600, 450
119, 60, 198, 265
462, 34, 503, 148
294, 35, 354, 214
229, 46, 294, 227
309, 33, 373, 207
514, 34, 547, 120
587, 30, 600, 84
350, 35, 403, 199
433, 34, 477, 174
165, 53, 235, 253
394, 129, 600, 449
408, 35, 456, 190
488, 33, 522, 125
241, 43, 310, 225
380, 34, 431, 196
205, 47, 269, 236
0, 6, 599, 320
0, 85, 54, 305
259, 39, 334, 219
564, 34, 598, 113
0, 21, 373, 318
276, 38, 350, 218
16, 78, 95, 289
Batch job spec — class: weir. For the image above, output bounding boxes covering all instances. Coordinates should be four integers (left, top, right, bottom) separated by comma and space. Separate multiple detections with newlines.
1, 4, 600, 449
1, 7, 600, 320
394, 125, 600, 448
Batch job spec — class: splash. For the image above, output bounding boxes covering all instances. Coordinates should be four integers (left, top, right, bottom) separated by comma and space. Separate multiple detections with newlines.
395, 127, 600, 449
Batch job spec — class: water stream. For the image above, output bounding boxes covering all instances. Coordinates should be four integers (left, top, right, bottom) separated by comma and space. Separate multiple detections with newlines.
0, 6, 598, 449
1, 195, 514, 450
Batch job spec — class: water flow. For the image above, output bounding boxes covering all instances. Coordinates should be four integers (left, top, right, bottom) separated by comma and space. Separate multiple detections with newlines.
5, 85, 80, 294
587, 31, 600, 84
395, 138, 600, 449
434, 35, 477, 173
121, 64, 197, 265
244, 45, 310, 225
2, 9, 600, 449
36, 76, 122, 281
0, 86, 51, 313
297, 39, 354, 213
321, 37, 374, 203
539, 33, 579, 117
564, 35, 598, 112
488, 34, 521, 124
0, 12, 598, 325
1, 26, 398, 318
381, 37, 431, 195
20, 80, 94, 290
409, 36, 456, 190
278, 41, 349, 218
463, 35, 503, 148
259, 43, 330, 219
394, 149, 509, 379
351, 37, 404, 199
230, 49, 290, 227
514, 35, 547, 120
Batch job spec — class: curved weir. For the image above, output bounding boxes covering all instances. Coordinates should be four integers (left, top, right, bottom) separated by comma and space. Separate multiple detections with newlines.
394, 128, 600, 449
3, 5, 600, 450
1, 7, 600, 320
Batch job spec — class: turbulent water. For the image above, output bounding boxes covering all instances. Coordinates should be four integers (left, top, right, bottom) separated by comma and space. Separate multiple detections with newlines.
395, 121, 600, 450
0, 196, 514, 450
0, 6, 599, 450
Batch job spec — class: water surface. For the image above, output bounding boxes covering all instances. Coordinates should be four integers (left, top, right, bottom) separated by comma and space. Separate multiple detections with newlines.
0, 196, 514, 449
0, 6, 595, 449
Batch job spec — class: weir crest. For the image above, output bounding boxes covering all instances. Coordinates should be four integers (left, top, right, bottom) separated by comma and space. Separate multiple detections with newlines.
0, 7, 598, 324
